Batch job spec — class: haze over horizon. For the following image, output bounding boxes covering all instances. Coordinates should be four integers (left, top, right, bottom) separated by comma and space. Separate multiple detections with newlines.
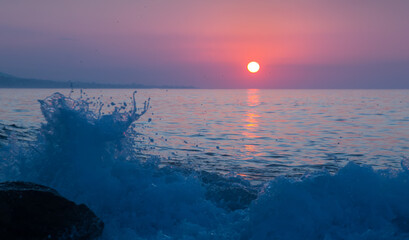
1, 0, 409, 89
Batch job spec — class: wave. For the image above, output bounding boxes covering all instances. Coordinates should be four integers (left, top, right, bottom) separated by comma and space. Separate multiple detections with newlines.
1, 92, 409, 239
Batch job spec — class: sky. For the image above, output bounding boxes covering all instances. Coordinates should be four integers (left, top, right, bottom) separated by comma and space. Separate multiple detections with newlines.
0, 0, 409, 88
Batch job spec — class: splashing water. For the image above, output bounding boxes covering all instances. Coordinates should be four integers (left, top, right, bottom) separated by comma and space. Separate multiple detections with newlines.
1, 92, 409, 239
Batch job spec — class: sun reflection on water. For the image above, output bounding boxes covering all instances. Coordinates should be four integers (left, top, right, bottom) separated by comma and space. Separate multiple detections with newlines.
242, 89, 262, 155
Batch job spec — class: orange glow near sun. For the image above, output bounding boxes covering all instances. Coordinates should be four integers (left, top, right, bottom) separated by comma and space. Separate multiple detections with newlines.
247, 61, 260, 73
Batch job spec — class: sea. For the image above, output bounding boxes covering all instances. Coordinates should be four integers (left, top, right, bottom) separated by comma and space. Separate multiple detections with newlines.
1, 88, 409, 239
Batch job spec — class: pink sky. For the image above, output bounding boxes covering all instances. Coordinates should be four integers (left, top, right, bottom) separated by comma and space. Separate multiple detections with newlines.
1, 0, 409, 88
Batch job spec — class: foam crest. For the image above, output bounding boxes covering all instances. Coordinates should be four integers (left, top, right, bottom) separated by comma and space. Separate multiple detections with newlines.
247, 162, 409, 240
39, 91, 149, 141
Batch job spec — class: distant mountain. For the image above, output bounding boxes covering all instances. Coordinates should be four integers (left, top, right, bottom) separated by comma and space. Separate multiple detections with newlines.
0, 72, 194, 89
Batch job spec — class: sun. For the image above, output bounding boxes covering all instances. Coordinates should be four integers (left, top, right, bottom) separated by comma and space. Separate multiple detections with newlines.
247, 61, 260, 73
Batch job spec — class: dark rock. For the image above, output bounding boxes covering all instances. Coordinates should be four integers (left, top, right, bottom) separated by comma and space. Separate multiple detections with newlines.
0, 181, 103, 240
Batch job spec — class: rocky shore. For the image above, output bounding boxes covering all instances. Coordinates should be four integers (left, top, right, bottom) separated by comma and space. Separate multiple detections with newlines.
0, 181, 103, 240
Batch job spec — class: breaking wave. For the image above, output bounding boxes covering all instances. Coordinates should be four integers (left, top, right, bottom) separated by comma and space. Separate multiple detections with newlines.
1, 92, 409, 239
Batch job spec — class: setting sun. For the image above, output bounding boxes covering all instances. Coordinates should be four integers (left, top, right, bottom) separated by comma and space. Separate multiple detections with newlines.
247, 61, 260, 73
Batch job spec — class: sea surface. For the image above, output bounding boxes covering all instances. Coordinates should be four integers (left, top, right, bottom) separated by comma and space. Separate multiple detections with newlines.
1, 89, 408, 181
1, 88, 409, 239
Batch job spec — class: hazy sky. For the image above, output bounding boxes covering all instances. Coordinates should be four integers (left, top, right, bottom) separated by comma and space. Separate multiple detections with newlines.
1, 0, 409, 88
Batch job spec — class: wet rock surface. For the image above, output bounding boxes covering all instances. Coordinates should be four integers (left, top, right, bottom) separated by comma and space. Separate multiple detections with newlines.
0, 181, 103, 240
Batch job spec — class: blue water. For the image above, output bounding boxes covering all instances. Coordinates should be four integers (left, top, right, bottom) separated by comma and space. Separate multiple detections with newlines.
1, 89, 409, 239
